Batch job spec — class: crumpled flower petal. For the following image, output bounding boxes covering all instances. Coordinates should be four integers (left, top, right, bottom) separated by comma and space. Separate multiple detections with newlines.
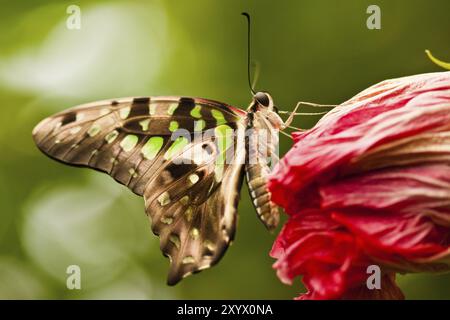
269, 71, 450, 299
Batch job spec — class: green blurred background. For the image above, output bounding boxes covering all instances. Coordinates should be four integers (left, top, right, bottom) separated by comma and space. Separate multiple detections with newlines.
0, 0, 449, 299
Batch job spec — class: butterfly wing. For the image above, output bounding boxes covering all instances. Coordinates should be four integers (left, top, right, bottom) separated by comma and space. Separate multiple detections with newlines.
32, 96, 247, 284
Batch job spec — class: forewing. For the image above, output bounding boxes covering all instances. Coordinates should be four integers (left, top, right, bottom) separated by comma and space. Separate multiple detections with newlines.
32, 96, 245, 195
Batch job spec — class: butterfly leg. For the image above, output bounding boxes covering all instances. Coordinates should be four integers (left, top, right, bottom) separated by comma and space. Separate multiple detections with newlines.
280, 101, 337, 129
290, 101, 337, 109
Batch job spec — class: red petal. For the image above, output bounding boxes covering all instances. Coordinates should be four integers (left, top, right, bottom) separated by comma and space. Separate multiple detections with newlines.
319, 164, 449, 266
271, 212, 371, 299
269, 72, 450, 299
269, 72, 450, 214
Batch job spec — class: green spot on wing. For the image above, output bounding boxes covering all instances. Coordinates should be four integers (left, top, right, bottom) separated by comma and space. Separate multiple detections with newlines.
167, 103, 178, 115
215, 124, 233, 137
141, 136, 164, 160
194, 119, 206, 131
120, 134, 138, 152
139, 119, 150, 131
211, 109, 226, 125
105, 130, 119, 143
87, 125, 101, 137
149, 104, 157, 115
169, 234, 180, 249
169, 121, 179, 132
119, 107, 131, 119
190, 105, 202, 118
164, 136, 189, 160
215, 124, 233, 164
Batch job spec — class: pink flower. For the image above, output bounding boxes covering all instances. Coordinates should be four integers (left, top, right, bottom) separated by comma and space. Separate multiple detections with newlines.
269, 71, 450, 299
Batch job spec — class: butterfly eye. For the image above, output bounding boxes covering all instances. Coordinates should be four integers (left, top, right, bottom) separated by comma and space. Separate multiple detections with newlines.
254, 92, 270, 107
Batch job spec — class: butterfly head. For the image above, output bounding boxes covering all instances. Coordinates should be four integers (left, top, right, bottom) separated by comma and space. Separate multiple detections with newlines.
250, 91, 284, 130
253, 91, 273, 110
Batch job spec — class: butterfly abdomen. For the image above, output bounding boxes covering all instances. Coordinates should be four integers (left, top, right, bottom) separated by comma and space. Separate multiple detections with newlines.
245, 163, 279, 230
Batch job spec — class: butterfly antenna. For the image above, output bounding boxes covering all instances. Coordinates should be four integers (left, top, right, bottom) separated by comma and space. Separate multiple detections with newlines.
242, 12, 256, 95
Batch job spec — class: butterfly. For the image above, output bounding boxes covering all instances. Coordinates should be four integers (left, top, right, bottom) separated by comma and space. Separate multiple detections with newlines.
31, 91, 311, 285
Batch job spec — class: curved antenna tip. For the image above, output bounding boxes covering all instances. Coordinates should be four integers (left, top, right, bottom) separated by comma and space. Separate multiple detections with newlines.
242, 12, 256, 95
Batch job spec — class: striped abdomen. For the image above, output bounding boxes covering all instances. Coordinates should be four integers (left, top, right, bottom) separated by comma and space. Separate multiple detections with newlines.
245, 163, 279, 230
